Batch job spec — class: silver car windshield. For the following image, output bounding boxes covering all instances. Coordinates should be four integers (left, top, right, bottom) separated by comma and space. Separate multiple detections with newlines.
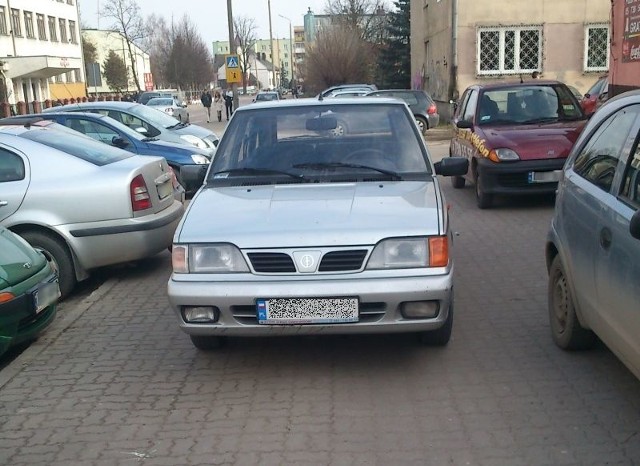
20, 130, 132, 166
147, 98, 174, 106
209, 103, 431, 186
129, 103, 183, 128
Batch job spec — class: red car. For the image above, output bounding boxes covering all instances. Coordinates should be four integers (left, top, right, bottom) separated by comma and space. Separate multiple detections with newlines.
580, 75, 608, 115
449, 81, 588, 208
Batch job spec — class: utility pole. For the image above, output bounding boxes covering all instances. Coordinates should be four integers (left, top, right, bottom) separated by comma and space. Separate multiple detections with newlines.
278, 15, 294, 89
226, 0, 239, 111
268, 0, 276, 90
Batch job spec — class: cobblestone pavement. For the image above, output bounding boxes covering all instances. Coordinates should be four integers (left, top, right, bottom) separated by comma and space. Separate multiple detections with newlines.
1, 124, 639, 466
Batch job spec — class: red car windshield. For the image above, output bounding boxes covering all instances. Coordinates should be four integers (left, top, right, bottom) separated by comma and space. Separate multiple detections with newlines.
478, 85, 583, 126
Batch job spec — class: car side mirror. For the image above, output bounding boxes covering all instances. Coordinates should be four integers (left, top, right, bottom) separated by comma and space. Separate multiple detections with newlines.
134, 127, 148, 135
434, 156, 469, 176
456, 120, 473, 129
111, 136, 129, 148
630, 210, 640, 240
584, 93, 591, 99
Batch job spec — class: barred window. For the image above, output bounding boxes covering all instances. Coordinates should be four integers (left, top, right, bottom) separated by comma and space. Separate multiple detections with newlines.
477, 26, 542, 75
584, 25, 609, 72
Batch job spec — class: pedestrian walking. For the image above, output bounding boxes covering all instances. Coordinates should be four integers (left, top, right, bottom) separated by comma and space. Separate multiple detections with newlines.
213, 90, 224, 122
200, 89, 213, 123
224, 89, 234, 120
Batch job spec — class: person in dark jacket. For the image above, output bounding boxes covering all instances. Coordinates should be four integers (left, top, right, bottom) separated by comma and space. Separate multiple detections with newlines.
200, 89, 213, 123
224, 89, 233, 120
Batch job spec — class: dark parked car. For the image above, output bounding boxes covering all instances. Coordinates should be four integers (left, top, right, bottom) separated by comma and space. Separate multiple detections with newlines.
365, 89, 440, 135
580, 75, 609, 116
546, 89, 640, 380
449, 80, 588, 208
319, 84, 378, 98
137, 91, 174, 105
0, 113, 210, 193
0, 225, 59, 357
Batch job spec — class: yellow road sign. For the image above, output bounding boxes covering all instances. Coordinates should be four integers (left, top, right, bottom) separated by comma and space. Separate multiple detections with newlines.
226, 55, 241, 83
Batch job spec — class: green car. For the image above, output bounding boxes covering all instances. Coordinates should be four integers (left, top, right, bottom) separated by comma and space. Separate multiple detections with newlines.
0, 226, 59, 357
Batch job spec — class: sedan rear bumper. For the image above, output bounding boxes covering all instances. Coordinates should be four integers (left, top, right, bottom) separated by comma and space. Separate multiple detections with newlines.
168, 272, 453, 336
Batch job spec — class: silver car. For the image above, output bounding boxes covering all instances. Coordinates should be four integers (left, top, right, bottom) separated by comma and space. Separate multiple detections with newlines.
0, 125, 184, 298
167, 98, 468, 349
146, 97, 190, 123
547, 90, 640, 380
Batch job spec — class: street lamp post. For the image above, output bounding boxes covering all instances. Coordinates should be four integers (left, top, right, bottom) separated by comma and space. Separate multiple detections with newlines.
227, 0, 239, 111
278, 14, 294, 90
267, 0, 276, 90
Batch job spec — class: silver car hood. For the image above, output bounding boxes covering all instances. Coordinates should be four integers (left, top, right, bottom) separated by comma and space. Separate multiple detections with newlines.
178, 181, 442, 247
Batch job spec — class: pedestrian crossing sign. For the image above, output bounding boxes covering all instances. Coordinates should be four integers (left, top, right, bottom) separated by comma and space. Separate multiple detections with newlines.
225, 55, 241, 83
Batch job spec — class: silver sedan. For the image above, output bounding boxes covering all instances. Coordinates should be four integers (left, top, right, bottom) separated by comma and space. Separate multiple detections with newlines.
146, 97, 190, 123
0, 124, 184, 298
167, 97, 468, 349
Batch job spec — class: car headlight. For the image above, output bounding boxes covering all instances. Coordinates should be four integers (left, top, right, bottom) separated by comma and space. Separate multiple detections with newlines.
489, 148, 520, 162
190, 154, 209, 164
172, 244, 249, 273
366, 237, 449, 269
180, 134, 208, 149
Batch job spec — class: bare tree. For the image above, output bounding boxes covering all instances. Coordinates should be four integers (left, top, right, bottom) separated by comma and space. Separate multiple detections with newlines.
324, 0, 388, 43
303, 25, 374, 93
100, 0, 147, 92
164, 16, 214, 92
143, 14, 171, 88
233, 17, 257, 93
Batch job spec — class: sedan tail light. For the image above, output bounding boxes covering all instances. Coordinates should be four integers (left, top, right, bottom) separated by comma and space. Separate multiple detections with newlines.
130, 174, 152, 211
427, 103, 438, 115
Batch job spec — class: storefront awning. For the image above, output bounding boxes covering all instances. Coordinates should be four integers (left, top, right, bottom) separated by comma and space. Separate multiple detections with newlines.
2, 56, 83, 79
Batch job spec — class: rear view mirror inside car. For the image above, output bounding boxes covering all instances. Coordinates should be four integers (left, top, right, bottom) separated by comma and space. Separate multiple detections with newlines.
306, 116, 338, 131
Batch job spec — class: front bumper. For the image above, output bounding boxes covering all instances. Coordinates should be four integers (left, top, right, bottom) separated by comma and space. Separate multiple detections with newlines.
476, 157, 566, 195
168, 272, 453, 337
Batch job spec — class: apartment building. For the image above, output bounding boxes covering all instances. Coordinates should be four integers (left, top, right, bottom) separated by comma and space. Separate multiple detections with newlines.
411, 0, 610, 119
0, 0, 85, 107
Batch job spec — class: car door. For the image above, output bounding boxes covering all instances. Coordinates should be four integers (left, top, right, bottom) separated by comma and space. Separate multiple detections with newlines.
450, 89, 478, 180
561, 105, 639, 323
594, 110, 640, 368
0, 145, 29, 223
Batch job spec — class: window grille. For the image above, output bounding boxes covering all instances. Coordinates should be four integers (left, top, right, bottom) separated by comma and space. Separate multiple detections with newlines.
584, 25, 609, 72
477, 26, 542, 75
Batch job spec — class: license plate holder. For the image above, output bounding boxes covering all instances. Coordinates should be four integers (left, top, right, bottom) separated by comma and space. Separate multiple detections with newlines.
33, 280, 60, 313
157, 181, 173, 199
256, 297, 359, 324
528, 170, 562, 183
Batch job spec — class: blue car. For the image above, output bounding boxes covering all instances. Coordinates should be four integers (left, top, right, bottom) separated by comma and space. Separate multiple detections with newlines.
0, 113, 211, 193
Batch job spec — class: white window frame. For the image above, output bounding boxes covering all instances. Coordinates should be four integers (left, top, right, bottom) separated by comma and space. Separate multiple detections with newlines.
24, 11, 34, 39
37, 13, 46, 40
584, 24, 610, 73
476, 26, 543, 76
0, 6, 7, 35
68, 20, 76, 43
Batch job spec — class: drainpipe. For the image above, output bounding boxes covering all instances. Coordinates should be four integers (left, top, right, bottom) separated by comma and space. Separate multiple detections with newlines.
449, 0, 459, 117
6, 0, 17, 57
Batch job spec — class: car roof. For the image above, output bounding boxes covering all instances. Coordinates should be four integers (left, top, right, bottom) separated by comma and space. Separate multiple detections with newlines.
470, 80, 567, 91
44, 101, 140, 111
236, 96, 404, 111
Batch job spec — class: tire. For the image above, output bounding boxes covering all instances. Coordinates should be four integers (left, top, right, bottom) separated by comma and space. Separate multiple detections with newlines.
415, 116, 428, 136
548, 255, 596, 350
474, 170, 493, 209
20, 231, 76, 299
451, 175, 466, 189
190, 335, 226, 350
418, 298, 454, 346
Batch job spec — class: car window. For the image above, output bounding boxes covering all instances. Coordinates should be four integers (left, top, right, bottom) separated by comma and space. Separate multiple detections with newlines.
147, 98, 173, 106
572, 106, 640, 192
0, 147, 25, 182
620, 127, 640, 208
210, 103, 430, 186
64, 118, 123, 145
454, 90, 471, 120
587, 78, 606, 97
129, 104, 182, 129
462, 90, 478, 121
396, 92, 419, 106
19, 130, 132, 166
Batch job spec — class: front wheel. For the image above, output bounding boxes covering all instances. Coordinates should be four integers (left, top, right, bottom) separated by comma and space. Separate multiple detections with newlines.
474, 171, 493, 209
415, 116, 428, 136
548, 255, 596, 350
20, 231, 76, 299
418, 298, 453, 346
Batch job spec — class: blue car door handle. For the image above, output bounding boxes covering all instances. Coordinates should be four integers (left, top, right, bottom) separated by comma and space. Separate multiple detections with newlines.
599, 227, 612, 249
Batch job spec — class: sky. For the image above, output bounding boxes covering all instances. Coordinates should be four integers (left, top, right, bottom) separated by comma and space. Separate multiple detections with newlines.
79, 0, 330, 47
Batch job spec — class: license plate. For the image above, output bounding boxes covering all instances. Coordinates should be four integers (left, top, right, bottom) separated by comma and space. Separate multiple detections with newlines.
157, 181, 173, 199
33, 281, 60, 313
257, 298, 359, 324
528, 170, 562, 183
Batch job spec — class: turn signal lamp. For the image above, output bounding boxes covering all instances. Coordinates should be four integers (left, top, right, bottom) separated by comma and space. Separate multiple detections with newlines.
0, 292, 15, 303
428, 236, 449, 267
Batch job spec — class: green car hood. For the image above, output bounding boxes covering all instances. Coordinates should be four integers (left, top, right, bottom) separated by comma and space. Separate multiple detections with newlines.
0, 228, 47, 288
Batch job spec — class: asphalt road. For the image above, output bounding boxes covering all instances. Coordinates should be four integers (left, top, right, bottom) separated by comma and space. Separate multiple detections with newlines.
1, 108, 639, 465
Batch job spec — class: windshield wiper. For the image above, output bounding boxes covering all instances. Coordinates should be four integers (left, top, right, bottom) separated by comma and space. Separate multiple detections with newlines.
142, 137, 160, 142
520, 117, 559, 125
212, 167, 308, 181
166, 122, 187, 129
293, 162, 403, 180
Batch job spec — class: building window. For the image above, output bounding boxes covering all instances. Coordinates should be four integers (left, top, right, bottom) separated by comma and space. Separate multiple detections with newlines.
68, 20, 76, 43
477, 26, 542, 75
11, 8, 22, 37
66, 71, 73, 83
584, 25, 609, 72
0, 7, 7, 35
74, 69, 81, 82
37, 14, 46, 40
59, 18, 67, 43
67, 0, 75, 4
24, 11, 35, 38
48, 16, 57, 41
55, 75, 63, 83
